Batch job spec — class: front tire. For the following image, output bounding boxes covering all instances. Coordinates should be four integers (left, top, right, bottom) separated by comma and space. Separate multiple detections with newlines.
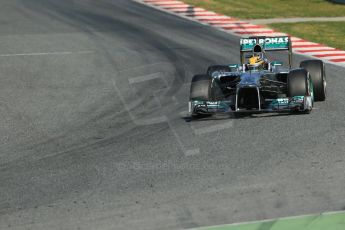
190, 74, 212, 101
287, 69, 309, 97
287, 69, 312, 113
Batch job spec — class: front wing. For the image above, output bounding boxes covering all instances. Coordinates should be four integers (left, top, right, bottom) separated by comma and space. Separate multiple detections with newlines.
189, 96, 313, 114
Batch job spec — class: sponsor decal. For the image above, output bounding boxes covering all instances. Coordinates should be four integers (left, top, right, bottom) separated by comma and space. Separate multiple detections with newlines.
277, 98, 289, 104
240, 36, 290, 51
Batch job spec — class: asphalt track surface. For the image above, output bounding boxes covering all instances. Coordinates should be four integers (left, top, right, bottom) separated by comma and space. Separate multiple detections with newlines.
0, 0, 345, 229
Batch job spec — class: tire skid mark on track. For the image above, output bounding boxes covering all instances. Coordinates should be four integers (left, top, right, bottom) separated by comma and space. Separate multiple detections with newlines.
118, 70, 202, 157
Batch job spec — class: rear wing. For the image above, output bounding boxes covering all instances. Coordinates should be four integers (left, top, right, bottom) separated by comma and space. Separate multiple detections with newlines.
240, 36, 292, 68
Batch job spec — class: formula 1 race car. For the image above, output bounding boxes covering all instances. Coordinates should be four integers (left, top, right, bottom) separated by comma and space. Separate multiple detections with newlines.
189, 36, 326, 117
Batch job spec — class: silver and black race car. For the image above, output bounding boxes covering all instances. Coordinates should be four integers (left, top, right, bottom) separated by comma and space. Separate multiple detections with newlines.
189, 36, 326, 117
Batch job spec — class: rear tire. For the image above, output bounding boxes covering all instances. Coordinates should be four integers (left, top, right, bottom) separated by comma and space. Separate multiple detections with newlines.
300, 60, 326, 101
287, 69, 308, 97
207, 65, 231, 77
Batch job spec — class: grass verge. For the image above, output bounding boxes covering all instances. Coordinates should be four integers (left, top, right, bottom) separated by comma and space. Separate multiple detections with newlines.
269, 22, 345, 50
191, 211, 345, 230
182, 0, 345, 19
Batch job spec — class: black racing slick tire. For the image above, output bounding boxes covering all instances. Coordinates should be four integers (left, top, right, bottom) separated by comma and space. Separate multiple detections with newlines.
287, 69, 308, 97
190, 74, 212, 101
207, 65, 231, 77
300, 60, 326, 101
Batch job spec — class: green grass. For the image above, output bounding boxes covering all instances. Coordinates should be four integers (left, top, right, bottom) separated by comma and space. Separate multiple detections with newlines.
182, 0, 345, 19
193, 212, 345, 230
181, 1, 345, 50
269, 22, 345, 50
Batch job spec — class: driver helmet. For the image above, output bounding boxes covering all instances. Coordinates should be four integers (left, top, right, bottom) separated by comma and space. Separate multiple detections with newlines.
247, 54, 265, 71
